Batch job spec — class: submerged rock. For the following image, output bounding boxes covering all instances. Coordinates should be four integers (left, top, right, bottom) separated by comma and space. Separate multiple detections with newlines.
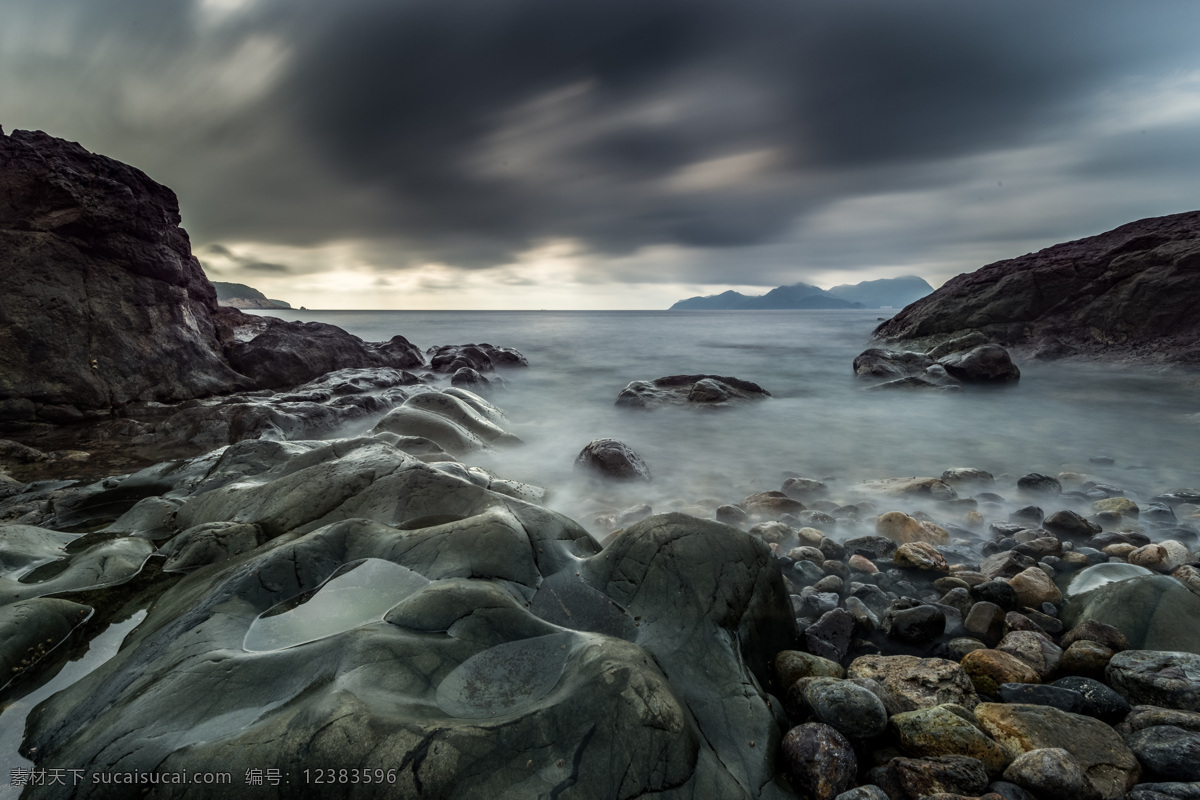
615, 374, 771, 409
574, 438, 652, 482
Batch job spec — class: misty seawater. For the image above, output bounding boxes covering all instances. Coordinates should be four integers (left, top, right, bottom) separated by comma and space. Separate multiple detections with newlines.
255, 308, 1199, 525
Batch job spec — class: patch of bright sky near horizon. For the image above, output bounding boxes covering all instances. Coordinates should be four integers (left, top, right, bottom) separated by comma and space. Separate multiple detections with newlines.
2, 0, 1199, 308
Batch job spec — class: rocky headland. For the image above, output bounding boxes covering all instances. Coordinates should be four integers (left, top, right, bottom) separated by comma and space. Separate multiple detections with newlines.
212, 282, 292, 310
873, 211, 1200, 364
3, 129, 1200, 800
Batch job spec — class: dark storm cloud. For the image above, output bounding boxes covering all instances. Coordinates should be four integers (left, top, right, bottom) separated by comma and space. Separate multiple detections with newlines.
5, 0, 1200, 285
256, 0, 1200, 265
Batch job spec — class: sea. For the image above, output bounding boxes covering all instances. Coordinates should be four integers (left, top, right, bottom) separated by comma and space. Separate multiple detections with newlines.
252, 308, 1198, 522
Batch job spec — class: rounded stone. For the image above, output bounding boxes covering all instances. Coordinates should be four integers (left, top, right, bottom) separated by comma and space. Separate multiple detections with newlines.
1002, 747, 1098, 800
780, 723, 858, 800
961, 649, 1042, 695
804, 677, 890, 740
1125, 725, 1200, 781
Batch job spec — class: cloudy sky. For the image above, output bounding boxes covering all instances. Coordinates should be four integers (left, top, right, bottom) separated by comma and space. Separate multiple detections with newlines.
4, 0, 1200, 309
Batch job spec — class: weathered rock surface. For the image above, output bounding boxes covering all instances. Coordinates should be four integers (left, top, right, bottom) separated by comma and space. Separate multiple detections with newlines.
17, 436, 798, 799
0, 129, 252, 418
873, 210, 1200, 363
574, 438, 652, 482
615, 374, 771, 409
973, 703, 1141, 799
221, 314, 423, 390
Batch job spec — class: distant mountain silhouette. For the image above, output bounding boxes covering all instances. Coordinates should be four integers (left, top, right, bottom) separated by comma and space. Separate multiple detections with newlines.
826, 276, 934, 308
670, 276, 932, 310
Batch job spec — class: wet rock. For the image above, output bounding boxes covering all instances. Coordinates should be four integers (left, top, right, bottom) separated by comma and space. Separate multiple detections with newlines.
573, 438, 652, 482
1060, 641, 1117, 680
883, 604, 947, 645
804, 677, 890, 739
893, 541, 950, 573
876, 511, 951, 545
1128, 542, 1190, 572
227, 322, 424, 390
834, 787, 890, 800
973, 703, 1141, 799
846, 536, 899, 561
426, 342, 528, 372
1092, 497, 1139, 516
158, 522, 266, 572
862, 477, 958, 501
1048, 677, 1130, 722
775, 650, 846, 688
1008, 567, 1063, 609
938, 345, 1021, 383
942, 468, 995, 486
853, 348, 934, 380
962, 650, 1042, 695
1128, 783, 1200, 800
889, 704, 1011, 776
971, 579, 1019, 612
782, 477, 828, 500
1064, 575, 1200, 654
1061, 621, 1130, 653
888, 755, 990, 799
847, 655, 979, 713
1044, 510, 1103, 538
805, 608, 856, 664
1017, 474, 1062, 495
996, 631, 1062, 680
1001, 747, 1099, 800
716, 504, 750, 526
744, 491, 806, 518
1125, 725, 1200, 781
997, 681, 1080, 710
980, 551, 1036, 580
1106, 650, 1200, 711
781, 723, 858, 800
964, 601, 1007, 644
23, 490, 797, 799
615, 374, 770, 409
0, 598, 93, 687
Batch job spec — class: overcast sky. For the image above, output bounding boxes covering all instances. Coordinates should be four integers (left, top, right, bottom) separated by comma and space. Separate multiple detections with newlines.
4, 0, 1200, 309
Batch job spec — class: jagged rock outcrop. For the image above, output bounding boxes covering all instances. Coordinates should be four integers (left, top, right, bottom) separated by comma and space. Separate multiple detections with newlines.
0, 129, 428, 428
873, 211, 1200, 363
0, 129, 253, 421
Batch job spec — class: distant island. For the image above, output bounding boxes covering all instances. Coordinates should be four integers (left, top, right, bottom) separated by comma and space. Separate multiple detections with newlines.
669, 275, 933, 310
212, 281, 292, 309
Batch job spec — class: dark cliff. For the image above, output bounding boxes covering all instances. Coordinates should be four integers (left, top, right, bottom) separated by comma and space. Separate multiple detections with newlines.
874, 211, 1200, 363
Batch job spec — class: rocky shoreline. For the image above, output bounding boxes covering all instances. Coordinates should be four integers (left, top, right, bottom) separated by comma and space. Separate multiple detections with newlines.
4, 363, 1200, 799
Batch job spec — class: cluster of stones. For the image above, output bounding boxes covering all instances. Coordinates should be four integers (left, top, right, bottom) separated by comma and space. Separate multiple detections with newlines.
692, 464, 1200, 800
425, 343, 529, 393
854, 332, 1021, 390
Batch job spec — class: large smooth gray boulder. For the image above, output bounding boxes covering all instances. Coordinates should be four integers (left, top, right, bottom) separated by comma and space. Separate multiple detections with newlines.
19, 438, 798, 799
